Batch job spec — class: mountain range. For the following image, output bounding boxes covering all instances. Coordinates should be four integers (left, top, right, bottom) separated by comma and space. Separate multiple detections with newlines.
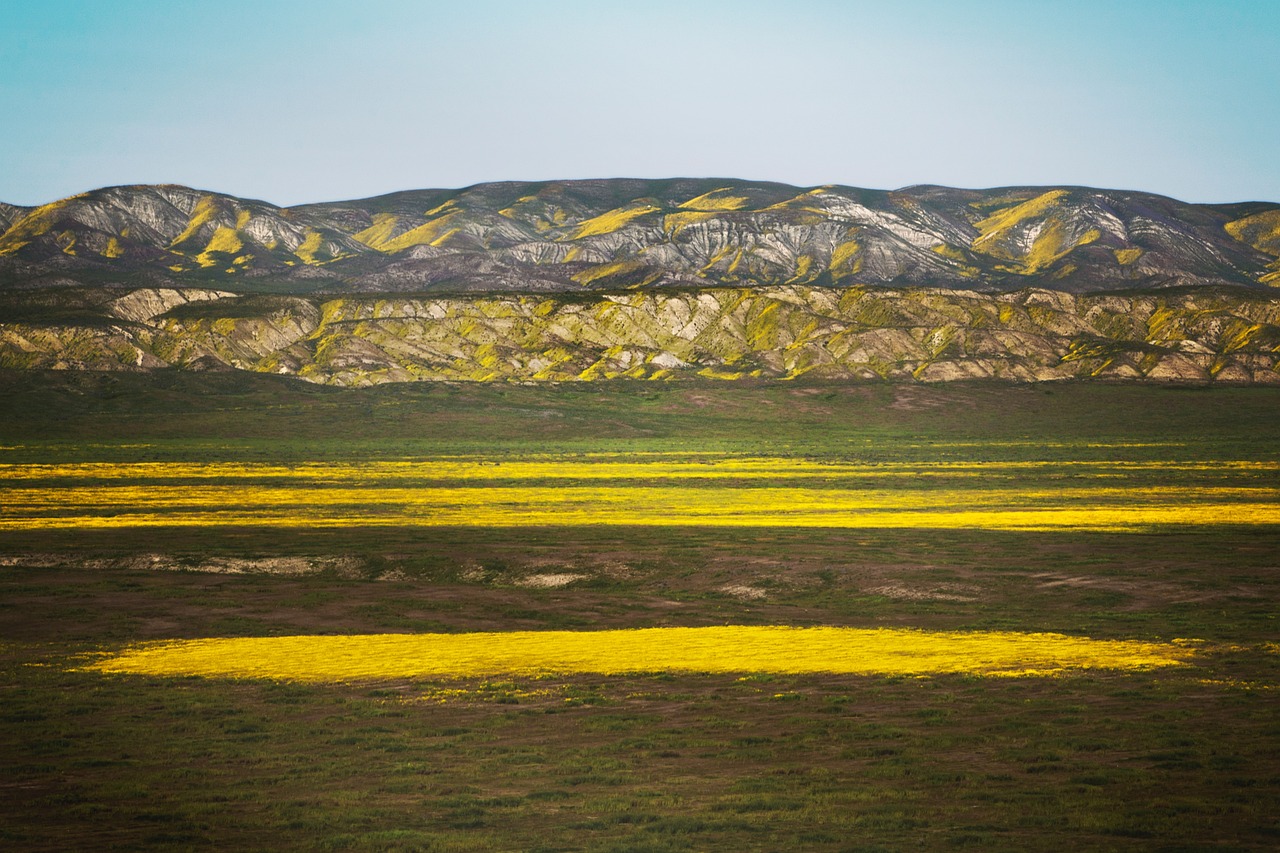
2, 179, 1278, 294
2, 179, 1279, 386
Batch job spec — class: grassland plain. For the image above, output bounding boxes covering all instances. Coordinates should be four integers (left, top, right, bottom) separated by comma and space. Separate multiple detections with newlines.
1, 370, 1279, 850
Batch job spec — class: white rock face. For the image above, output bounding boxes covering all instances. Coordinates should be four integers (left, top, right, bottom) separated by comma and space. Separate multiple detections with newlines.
108, 288, 234, 323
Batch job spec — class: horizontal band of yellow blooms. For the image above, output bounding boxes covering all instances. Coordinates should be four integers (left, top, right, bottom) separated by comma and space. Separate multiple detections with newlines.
4, 484, 1276, 510
3, 482, 1279, 531
1, 458, 1276, 482
0, 442, 1188, 453
83, 627, 1198, 681
8, 504, 1279, 531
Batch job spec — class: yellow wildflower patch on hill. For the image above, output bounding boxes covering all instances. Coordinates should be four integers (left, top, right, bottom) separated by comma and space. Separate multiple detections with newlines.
970, 191, 1102, 274
571, 204, 660, 239
168, 196, 218, 248
371, 210, 463, 253
677, 188, 751, 212
1226, 209, 1280, 257
1114, 247, 1143, 266
196, 226, 243, 267
972, 190, 1069, 244
291, 230, 326, 264
352, 213, 399, 249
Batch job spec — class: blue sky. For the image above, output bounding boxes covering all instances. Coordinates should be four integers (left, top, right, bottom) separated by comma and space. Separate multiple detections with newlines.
1, 0, 1276, 206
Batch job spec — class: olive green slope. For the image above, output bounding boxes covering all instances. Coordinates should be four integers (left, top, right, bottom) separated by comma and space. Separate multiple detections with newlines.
1, 180, 1278, 294
2, 284, 1278, 386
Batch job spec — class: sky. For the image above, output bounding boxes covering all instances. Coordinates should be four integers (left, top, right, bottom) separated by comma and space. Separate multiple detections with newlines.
1, 0, 1276, 207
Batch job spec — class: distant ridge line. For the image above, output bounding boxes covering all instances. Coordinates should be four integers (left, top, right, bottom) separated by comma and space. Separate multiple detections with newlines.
1, 178, 1277, 296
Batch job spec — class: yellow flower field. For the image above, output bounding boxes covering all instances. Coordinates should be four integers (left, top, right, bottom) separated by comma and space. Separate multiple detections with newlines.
2, 456, 1275, 482
2, 453, 1278, 531
84, 626, 1197, 681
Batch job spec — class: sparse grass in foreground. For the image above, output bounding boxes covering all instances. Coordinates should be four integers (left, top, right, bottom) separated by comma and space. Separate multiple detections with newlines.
3, 644, 1279, 851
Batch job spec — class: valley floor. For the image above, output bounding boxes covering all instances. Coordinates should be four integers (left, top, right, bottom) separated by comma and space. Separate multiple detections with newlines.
1, 374, 1278, 850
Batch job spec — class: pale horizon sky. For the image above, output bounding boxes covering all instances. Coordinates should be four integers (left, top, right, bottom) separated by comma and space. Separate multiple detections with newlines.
1, 0, 1277, 207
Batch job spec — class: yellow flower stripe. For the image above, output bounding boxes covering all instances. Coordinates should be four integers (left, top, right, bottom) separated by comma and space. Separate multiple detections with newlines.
2, 458, 1275, 481
84, 627, 1196, 681
3, 454, 1276, 532
2, 482, 1278, 531
4, 484, 1274, 508
8, 504, 1278, 531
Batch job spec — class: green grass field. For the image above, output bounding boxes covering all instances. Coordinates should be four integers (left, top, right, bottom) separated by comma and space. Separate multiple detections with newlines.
2, 371, 1278, 850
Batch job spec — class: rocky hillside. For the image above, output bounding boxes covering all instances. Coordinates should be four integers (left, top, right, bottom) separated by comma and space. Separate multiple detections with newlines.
1, 179, 1277, 294
3, 285, 1278, 386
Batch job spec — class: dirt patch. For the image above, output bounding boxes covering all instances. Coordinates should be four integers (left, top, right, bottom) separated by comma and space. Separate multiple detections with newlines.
459, 563, 489, 582
159, 556, 364, 576
516, 573, 588, 589
865, 583, 979, 602
720, 584, 767, 600
0, 552, 364, 576
0, 554, 62, 568
888, 387, 950, 411
1030, 572, 1261, 607
594, 559, 639, 579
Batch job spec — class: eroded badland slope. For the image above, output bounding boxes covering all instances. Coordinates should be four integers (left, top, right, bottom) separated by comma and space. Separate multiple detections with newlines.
3, 284, 1278, 385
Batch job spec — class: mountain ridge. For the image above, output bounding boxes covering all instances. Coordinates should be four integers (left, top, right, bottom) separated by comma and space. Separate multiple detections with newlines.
5, 179, 1279, 386
2, 178, 1277, 295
